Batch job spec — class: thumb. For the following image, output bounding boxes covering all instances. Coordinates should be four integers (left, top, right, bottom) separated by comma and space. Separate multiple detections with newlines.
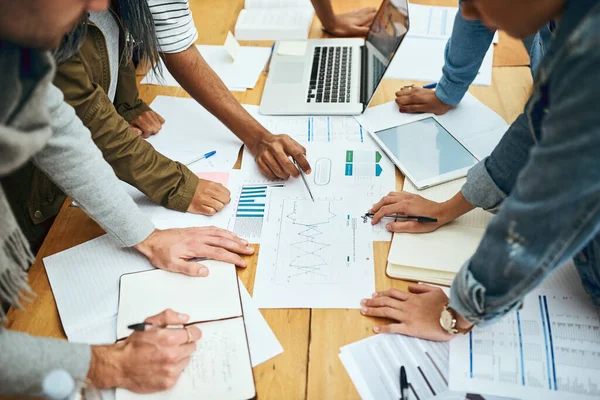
144, 308, 190, 326
407, 283, 436, 294
386, 220, 421, 233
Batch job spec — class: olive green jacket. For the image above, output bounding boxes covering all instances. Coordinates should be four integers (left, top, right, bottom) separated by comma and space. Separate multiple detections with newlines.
22, 21, 199, 228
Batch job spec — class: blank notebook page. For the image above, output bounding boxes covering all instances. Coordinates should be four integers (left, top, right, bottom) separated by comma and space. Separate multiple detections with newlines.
116, 262, 242, 339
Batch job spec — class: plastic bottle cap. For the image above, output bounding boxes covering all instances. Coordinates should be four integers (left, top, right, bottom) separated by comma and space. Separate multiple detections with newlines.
42, 369, 75, 400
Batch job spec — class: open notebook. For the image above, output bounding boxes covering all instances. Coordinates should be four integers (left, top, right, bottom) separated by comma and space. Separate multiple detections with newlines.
234, 0, 314, 40
386, 179, 494, 285
115, 262, 256, 400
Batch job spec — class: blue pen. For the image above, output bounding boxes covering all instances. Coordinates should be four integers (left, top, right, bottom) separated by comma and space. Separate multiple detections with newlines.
263, 43, 276, 75
186, 150, 216, 166
423, 82, 437, 89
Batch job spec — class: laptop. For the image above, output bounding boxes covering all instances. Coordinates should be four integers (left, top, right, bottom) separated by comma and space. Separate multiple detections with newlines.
260, 0, 409, 116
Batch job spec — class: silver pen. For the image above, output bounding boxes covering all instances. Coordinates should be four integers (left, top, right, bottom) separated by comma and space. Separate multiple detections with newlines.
294, 161, 315, 202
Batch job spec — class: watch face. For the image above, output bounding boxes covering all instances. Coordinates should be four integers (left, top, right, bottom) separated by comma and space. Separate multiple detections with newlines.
440, 309, 454, 331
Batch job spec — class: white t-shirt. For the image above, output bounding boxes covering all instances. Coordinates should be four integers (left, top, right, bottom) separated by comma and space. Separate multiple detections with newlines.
147, 0, 199, 53
88, 10, 120, 102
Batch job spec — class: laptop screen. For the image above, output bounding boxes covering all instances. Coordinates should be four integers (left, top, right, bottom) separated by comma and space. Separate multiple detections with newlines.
363, 0, 409, 105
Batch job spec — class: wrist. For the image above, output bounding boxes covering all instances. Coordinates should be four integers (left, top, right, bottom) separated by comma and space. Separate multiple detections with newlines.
438, 192, 475, 225
134, 229, 159, 259
89, 345, 125, 389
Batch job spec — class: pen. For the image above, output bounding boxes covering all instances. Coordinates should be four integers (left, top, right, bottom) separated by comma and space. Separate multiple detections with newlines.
263, 43, 275, 75
363, 213, 437, 223
127, 322, 184, 331
400, 365, 409, 400
186, 150, 216, 166
294, 160, 315, 202
423, 82, 437, 89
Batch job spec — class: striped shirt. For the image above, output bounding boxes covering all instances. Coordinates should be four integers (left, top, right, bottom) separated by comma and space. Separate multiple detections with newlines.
148, 0, 198, 53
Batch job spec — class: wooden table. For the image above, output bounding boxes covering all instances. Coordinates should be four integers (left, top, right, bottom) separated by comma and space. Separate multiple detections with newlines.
3, 1, 533, 399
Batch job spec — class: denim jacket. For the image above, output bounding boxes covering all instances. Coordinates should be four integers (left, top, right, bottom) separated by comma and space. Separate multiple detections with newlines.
436, 2, 553, 106
449, 0, 600, 325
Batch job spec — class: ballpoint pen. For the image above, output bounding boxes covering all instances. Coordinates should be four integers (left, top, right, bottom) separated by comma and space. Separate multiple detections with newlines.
423, 82, 438, 89
294, 160, 314, 202
263, 43, 275, 75
362, 213, 437, 223
400, 365, 409, 400
127, 322, 184, 331
186, 150, 217, 166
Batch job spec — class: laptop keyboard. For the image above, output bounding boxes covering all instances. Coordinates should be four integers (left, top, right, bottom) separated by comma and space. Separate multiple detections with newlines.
307, 46, 353, 104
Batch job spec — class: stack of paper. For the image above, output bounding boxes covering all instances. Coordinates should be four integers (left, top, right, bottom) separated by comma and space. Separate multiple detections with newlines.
141, 44, 272, 90
386, 179, 493, 285
385, 4, 496, 86
234, 0, 314, 40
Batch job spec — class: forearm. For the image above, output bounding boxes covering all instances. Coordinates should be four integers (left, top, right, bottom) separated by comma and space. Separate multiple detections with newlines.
438, 191, 475, 225
0, 329, 91, 397
162, 47, 270, 149
310, 0, 336, 31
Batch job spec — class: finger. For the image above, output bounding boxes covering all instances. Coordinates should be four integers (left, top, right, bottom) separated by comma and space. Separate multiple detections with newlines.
372, 202, 408, 224
151, 325, 201, 348
130, 126, 143, 136
374, 323, 410, 335
194, 245, 248, 268
163, 259, 210, 277
373, 288, 411, 301
190, 204, 218, 216
361, 295, 406, 310
408, 283, 440, 294
401, 104, 430, 113
386, 220, 423, 233
260, 151, 288, 179
360, 305, 406, 322
148, 111, 161, 126
144, 308, 190, 326
256, 156, 278, 180
193, 226, 244, 243
154, 111, 166, 124
369, 192, 404, 213
132, 118, 152, 134
272, 147, 299, 179
199, 196, 227, 214
204, 181, 231, 203
350, 25, 370, 35
291, 151, 311, 174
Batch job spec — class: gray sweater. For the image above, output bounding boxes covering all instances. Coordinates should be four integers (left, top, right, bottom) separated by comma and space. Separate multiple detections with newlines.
0, 45, 155, 395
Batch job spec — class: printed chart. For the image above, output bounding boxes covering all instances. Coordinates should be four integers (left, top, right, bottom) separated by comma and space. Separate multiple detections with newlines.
253, 190, 375, 309
229, 183, 284, 243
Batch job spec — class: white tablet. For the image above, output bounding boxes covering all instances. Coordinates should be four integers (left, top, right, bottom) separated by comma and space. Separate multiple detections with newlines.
369, 116, 478, 189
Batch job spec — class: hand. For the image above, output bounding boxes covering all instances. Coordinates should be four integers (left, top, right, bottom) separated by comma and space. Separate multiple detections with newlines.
130, 110, 166, 138
369, 192, 449, 233
322, 8, 377, 37
134, 227, 255, 276
395, 86, 452, 115
248, 134, 311, 180
187, 179, 231, 215
360, 285, 462, 342
89, 309, 202, 392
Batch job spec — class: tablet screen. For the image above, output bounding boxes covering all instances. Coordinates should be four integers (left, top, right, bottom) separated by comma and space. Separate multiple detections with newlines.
374, 117, 477, 183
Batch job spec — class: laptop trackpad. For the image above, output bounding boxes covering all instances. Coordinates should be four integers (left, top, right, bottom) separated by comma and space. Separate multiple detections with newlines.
271, 62, 304, 84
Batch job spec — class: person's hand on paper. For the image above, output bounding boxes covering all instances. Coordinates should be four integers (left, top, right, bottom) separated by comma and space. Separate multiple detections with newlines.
134, 227, 255, 276
396, 86, 452, 115
322, 8, 377, 37
360, 285, 471, 342
89, 309, 201, 392
130, 110, 166, 139
370, 192, 448, 233
188, 179, 231, 215
248, 134, 311, 180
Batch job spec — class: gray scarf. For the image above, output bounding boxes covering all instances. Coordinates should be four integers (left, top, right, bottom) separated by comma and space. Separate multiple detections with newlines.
0, 42, 56, 321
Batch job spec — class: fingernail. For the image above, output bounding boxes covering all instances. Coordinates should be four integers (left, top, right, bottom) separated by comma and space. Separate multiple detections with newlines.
386, 224, 392, 230
360, 299, 366, 305
307, 169, 312, 174
400, 107, 406, 113
373, 326, 380, 333
178, 313, 189, 321
361, 307, 367, 314
198, 266, 209, 276
372, 292, 377, 297
241, 239, 249, 245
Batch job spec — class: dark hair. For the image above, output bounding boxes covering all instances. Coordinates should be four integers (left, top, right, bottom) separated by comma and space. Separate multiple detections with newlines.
54, 1, 162, 75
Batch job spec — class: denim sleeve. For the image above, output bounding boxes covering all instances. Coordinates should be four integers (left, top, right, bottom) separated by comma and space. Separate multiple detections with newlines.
461, 112, 535, 210
450, 38, 600, 324
436, 7, 495, 106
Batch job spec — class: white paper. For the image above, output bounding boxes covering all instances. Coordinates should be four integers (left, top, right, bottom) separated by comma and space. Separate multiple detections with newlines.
145, 96, 243, 168
253, 188, 375, 308
355, 93, 508, 162
116, 318, 256, 400
406, 4, 499, 43
224, 31, 240, 61
386, 37, 494, 87
141, 45, 271, 90
116, 264, 242, 339
239, 279, 284, 365
277, 40, 308, 56
245, 0, 312, 8
234, 8, 314, 41
339, 333, 516, 400
449, 261, 600, 400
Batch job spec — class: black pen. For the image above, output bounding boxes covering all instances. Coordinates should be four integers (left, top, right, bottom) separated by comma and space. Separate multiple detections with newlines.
400, 365, 409, 400
127, 322, 184, 331
363, 213, 438, 223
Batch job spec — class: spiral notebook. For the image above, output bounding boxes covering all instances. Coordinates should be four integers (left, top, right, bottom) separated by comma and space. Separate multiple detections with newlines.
115, 262, 256, 400
386, 179, 493, 286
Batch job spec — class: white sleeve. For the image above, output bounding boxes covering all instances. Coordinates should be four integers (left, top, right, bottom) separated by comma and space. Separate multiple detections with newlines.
33, 84, 155, 247
148, 0, 199, 53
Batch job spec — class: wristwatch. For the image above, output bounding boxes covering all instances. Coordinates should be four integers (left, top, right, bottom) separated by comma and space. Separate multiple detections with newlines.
440, 304, 473, 335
